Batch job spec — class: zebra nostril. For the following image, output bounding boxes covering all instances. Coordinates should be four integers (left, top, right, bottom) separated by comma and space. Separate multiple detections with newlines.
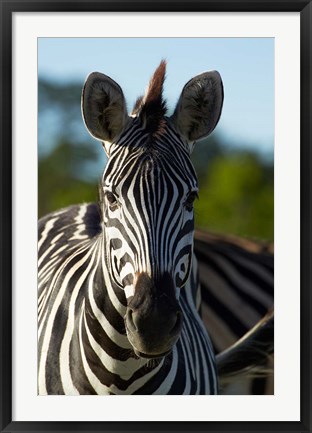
170, 311, 183, 336
126, 308, 137, 332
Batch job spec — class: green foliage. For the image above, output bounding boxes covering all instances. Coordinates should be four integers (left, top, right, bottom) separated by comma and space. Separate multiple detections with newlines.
38, 140, 100, 217
194, 152, 274, 241
191, 134, 225, 183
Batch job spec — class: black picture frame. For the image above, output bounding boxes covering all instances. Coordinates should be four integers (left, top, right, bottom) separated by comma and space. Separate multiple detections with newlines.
1, 1, 311, 432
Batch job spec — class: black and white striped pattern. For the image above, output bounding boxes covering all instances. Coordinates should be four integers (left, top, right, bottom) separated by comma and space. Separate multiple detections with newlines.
38, 204, 217, 395
101, 120, 198, 299
38, 62, 225, 395
194, 231, 274, 394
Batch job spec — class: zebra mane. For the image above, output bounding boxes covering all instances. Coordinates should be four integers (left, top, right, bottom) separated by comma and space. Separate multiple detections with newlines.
132, 60, 167, 137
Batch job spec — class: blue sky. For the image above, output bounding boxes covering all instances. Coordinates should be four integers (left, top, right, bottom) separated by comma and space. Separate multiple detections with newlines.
38, 37, 274, 158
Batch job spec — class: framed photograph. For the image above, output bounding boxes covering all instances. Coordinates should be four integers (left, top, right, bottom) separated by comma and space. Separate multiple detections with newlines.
1, 1, 311, 432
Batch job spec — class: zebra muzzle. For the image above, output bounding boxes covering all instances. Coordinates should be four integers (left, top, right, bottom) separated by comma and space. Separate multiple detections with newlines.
125, 272, 183, 358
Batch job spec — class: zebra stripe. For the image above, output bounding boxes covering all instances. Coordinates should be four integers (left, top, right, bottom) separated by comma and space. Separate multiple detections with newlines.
194, 231, 274, 394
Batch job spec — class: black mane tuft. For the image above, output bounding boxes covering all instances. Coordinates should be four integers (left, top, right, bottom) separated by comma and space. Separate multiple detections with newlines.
132, 60, 167, 137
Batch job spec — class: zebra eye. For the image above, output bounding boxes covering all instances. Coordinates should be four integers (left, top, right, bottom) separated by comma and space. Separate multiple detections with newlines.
184, 191, 198, 211
105, 191, 118, 210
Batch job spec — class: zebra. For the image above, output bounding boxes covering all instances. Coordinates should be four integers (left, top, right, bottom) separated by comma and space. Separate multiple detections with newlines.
193, 231, 274, 394
38, 61, 272, 395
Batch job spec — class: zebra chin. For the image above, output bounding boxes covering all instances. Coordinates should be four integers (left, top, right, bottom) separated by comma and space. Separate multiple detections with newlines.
124, 272, 183, 359
132, 347, 173, 360
126, 328, 182, 360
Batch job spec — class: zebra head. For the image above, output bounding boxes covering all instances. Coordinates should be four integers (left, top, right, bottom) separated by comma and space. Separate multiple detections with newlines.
82, 61, 223, 359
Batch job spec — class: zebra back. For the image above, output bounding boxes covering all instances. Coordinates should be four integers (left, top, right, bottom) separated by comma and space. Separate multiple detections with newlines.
193, 230, 274, 394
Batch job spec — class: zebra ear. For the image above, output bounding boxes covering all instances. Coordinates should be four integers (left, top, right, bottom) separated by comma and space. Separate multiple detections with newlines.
170, 71, 223, 149
82, 72, 128, 149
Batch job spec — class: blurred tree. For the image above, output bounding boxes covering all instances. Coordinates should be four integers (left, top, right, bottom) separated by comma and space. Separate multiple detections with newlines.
38, 79, 104, 171
191, 134, 225, 184
38, 139, 100, 217
194, 151, 274, 241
